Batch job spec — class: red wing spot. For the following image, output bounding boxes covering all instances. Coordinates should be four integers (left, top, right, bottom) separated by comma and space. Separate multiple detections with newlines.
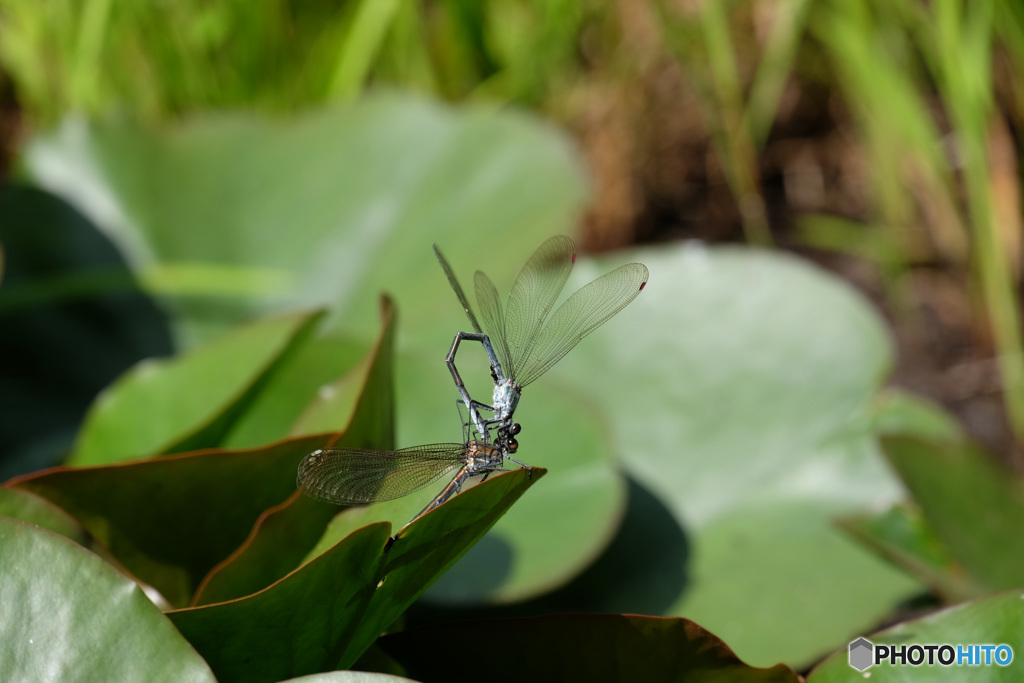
639, 281, 647, 291
571, 253, 576, 263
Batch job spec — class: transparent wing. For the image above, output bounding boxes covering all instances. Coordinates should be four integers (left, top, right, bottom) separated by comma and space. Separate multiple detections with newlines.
433, 244, 483, 334
516, 262, 649, 387
503, 235, 575, 380
474, 270, 512, 376
296, 444, 467, 505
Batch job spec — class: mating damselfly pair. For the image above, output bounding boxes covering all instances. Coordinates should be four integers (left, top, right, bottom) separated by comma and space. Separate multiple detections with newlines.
296, 235, 648, 531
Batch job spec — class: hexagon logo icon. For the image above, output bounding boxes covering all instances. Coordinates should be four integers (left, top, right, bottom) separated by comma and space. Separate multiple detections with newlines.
849, 637, 874, 671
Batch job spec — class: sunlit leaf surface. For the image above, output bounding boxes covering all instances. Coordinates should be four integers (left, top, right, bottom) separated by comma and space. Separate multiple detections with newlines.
0, 516, 215, 682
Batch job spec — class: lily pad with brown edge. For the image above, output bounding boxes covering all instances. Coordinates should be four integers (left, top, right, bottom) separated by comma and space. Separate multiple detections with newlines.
169, 522, 391, 683
9, 433, 333, 608
166, 467, 543, 682
0, 485, 90, 544
370, 613, 801, 683
335, 467, 545, 667
12, 297, 400, 608
192, 296, 398, 605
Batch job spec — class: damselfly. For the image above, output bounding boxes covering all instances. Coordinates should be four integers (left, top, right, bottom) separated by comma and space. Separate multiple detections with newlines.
295, 236, 647, 531
435, 235, 648, 451
296, 438, 505, 524
296, 311, 516, 530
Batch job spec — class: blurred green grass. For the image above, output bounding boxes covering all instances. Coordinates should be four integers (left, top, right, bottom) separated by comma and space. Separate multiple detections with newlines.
0, 0, 598, 119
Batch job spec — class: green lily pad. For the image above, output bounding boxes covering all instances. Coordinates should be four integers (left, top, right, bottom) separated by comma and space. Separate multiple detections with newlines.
194, 298, 397, 605
69, 309, 325, 465
0, 485, 148, 586
13, 294, 397, 608
839, 391, 980, 598
342, 355, 625, 605
881, 433, 1024, 592
336, 467, 545, 667
871, 389, 963, 441
170, 522, 392, 683
808, 591, 1024, 681
24, 96, 586, 347
0, 515, 215, 682
453, 474, 688, 618
218, 334, 369, 449
193, 494, 329, 607
167, 467, 542, 682
0, 485, 90, 544
550, 243, 919, 666
10, 433, 332, 607
839, 503, 985, 602
373, 614, 800, 682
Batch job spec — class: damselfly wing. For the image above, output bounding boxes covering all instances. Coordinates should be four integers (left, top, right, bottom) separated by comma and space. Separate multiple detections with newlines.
435, 235, 648, 443
297, 441, 504, 506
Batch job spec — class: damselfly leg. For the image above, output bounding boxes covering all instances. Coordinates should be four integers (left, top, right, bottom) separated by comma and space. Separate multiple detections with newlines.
444, 330, 506, 441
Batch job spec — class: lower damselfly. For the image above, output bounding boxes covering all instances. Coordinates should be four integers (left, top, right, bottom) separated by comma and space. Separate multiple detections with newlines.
296, 438, 509, 529
296, 353, 528, 533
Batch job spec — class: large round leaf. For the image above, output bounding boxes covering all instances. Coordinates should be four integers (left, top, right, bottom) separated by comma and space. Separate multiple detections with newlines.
23, 95, 587, 347
551, 243, 919, 666
0, 515, 214, 682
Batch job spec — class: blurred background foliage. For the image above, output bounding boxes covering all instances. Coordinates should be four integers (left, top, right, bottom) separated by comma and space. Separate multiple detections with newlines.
3, 0, 1024, 679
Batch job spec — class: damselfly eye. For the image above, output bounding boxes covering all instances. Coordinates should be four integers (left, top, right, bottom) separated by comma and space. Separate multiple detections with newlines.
508, 438, 518, 453
511, 423, 521, 435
